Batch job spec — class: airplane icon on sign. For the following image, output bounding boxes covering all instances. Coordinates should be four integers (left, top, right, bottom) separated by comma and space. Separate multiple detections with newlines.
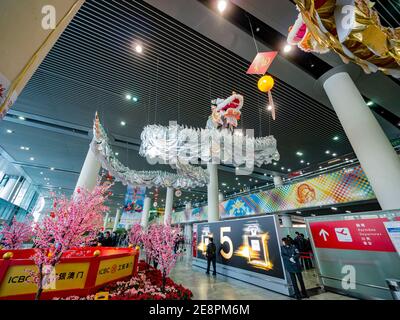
334, 228, 353, 242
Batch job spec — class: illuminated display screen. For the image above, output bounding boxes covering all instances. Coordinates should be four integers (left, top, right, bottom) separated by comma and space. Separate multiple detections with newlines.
196, 215, 285, 279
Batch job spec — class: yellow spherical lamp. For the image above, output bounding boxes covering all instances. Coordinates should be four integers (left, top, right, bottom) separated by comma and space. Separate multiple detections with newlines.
93, 250, 101, 257
257, 75, 274, 93
2, 252, 14, 260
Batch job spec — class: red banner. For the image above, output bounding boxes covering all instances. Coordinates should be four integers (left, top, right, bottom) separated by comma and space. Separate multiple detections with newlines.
246, 52, 277, 74
310, 218, 396, 252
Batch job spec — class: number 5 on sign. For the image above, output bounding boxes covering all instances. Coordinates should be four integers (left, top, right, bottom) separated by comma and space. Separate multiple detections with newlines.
220, 227, 233, 259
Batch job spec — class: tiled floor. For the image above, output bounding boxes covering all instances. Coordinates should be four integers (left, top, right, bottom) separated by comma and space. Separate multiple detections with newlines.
169, 251, 355, 300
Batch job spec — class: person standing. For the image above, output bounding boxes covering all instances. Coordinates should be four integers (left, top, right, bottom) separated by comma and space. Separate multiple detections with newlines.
281, 237, 308, 300
206, 237, 217, 276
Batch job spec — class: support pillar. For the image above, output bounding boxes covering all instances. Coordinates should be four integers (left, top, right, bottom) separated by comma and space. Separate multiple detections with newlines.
281, 215, 293, 227
141, 197, 151, 229
75, 146, 101, 193
273, 175, 283, 188
0, 176, 18, 200
218, 192, 224, 202
103, 212, 109, 230
164, 187, 174, 225
113, 209, 121, 232
322, 71, 400, 210
207, 163, 219, 222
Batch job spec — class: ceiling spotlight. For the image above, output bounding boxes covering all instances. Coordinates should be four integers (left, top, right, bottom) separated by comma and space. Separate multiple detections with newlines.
264, 173, 267, 176
40, 172, 43, 175
331, 207, 338, 211
296, 151, 303, 156
366, 101, 374, 106
267, 105, 273, 111
217, 0, 228, 13
29, 157, 35, 161
255, 180, 258, 183
115, 152, 119, 156
332, 153, 337, 157
307, 162, 310, 166
126, 94, 132, 100
50, 167, 55, 171
120, 121, 126, 126
256, 27, 260, 32
18, 116, 26, 121
283, 44, 292, 53
345, 210, 352, 213
273, 162, 277, 166
300, 160, 304, 164
132, 97, 138, 102
235, 177, 239, 180
6, 129, 13, 134
281, 167, 285, 170
333, 136, 339, 141
135, 44, 143, 53
287, 169, 291, 172
325, 150, 330, 154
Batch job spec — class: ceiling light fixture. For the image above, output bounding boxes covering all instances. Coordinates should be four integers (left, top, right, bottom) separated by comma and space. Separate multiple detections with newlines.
6, 129, 13, 134
366, 101, 374, 106
29, 157, 35, 161
333, 136, 339, 141
120, 121, 126, 126
283, 44, 292, 53
325, 150, 330, 154
50, 167, 55, 171
217, 0, 228, 13
135, 44, 143, 54
267, 105, 273, 111
296, 151, 303, 156
332, 153, 337, 157
126, 94, 132, 100
132, 97, 138, 102
18, 116, 26, 121
300, 160, 304, 164
115, 152, 119, 156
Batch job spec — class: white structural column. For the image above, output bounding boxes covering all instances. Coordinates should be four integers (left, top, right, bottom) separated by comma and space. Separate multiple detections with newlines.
0, 176, 18, 200
164, 187, 174, 225
103, 212, 110, 230
273, 175, 283, 188
75, 146, 101, 193
141, 197, 152, 229
218, 192, 224, 202
281, 215, 293, 227
113, 209, 121, 232
323, 71, 400, 210
207, 163, 219, 222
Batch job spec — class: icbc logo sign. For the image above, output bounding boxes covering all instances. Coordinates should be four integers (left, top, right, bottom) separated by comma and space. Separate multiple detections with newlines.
99, 264, 118, 275
111, 264, 117, 273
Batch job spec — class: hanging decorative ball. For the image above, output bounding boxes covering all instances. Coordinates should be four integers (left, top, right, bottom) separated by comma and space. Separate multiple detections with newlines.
175, 189, 182, 197
93, 250, 101, 257
128, 243, 134, 248
50, 212, 55, 218
257, 75, 274, 93
135, 246, 140, 251
2, 252, 13, 260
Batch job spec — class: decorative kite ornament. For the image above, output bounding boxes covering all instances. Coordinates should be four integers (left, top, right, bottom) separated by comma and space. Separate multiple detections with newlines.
288, 0, 400, 78
257, 75, 276, 120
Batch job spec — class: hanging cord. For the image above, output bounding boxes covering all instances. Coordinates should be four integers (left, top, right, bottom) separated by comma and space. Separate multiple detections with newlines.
258, 92, 262, 137
177, 57, 181, 124
247, 15, 259, 54
154, 57, 160, 123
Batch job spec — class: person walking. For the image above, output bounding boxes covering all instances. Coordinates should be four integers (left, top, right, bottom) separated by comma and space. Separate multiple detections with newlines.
281, 237, 308, 300
206, 237, 217, 276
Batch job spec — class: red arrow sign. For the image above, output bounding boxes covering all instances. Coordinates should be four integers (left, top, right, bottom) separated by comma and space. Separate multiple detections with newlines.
310, 218, 396, 252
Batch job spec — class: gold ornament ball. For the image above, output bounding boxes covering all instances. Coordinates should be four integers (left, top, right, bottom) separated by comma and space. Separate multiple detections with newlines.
128, 244, 134, 248
258, 75, 274, 93
97, 242, 102, 247
2, 252, 13, 260
93, 250, 101, 257
135, 246, 140, 251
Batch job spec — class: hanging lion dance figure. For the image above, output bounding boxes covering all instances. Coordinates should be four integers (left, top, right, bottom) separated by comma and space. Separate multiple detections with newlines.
287, 0, 400, 78
207, 92, 244, 131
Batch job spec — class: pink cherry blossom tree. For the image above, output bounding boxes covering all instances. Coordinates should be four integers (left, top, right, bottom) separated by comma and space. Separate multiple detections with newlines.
30, 183, 111, 300
146, 224, 180, 292
128, 223, 143, 247
0, 214, 34, 249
